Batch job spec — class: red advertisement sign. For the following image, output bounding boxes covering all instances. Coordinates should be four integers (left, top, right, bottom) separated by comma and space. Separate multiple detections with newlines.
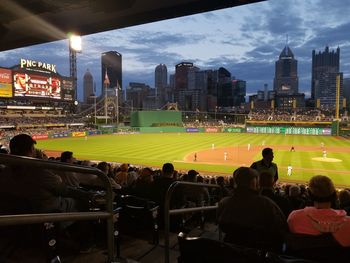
32, 134, 49, 140
205, 127, 219, 133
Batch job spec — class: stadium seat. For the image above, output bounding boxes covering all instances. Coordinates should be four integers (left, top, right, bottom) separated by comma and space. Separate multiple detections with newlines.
285, 233, 350, 263
0, 193, 60, 263
177, 232, 265, 263
119, 195, 159, 244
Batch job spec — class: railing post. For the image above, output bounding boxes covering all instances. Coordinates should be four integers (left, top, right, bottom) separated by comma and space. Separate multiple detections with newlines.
164, 181, 178, 263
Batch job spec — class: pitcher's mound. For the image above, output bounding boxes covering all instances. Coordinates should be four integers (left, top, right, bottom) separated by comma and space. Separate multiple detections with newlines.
312, 157, 342, 163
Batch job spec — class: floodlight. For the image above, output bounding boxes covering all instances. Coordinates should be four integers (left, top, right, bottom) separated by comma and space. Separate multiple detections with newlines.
69, 34, 82, 52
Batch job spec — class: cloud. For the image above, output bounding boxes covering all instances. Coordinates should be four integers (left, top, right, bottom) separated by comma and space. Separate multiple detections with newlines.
1, 0, 350, 102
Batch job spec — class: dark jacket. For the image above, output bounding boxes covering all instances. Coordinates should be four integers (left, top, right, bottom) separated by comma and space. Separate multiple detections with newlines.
217, 188, 288, 251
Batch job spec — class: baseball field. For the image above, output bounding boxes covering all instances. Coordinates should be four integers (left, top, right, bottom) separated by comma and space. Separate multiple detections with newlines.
37, 133, 350, 187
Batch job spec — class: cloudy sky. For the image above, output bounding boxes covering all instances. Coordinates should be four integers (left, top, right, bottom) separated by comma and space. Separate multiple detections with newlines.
0, 0, 350, 101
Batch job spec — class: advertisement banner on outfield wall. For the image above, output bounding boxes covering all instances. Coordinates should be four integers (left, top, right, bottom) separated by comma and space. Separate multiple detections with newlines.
32, 134, 49, 140
224, 127, 243, 133
52, 133, 69, 138
72, 132, 86, 137
88, 130, 102, 136
321, 128, 332, 135
186, 128, 199, 133
205, 127, 219, 133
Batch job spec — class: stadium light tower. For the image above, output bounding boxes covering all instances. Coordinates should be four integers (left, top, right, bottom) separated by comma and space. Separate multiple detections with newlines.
69, 34, 82, 101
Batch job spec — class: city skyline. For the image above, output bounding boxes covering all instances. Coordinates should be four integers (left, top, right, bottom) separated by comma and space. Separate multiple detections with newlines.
0, 0, 349, 101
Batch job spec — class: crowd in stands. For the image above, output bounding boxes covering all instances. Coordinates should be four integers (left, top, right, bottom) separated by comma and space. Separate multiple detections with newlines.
248, 108, 347, 122
1, 134, 350, 262
0, 115, 87, 127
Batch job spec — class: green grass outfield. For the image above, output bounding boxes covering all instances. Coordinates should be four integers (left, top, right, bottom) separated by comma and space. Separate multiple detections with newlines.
37, 133, 350, 187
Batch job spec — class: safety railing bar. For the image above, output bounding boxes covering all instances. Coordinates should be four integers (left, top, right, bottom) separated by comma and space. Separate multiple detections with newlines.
164, 180, 220, 263
169, 205, 218, 215
0, 212, 111, 226
0, 154, 115, 263
0, 153, 104, 174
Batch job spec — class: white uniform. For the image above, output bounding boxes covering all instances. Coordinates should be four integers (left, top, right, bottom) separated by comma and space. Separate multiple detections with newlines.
212, 143, 215, 150
323, 150, 327, 158
262, 140, 265, 146
224, 152, 227, 161
247, 143, 251, 151
287, 165, 292, 176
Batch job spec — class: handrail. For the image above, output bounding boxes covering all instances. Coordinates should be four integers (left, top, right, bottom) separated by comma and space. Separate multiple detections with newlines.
164, 181, 220, 263
0, 153, 116, 262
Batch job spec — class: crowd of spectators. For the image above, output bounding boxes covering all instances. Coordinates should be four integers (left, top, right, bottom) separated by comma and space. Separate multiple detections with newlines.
1, 132, 350, 261
248, 108, 348, 122
0, 115, 87, 127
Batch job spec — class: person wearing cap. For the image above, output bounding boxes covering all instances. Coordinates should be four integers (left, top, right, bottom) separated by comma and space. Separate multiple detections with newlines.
217, 167, 287, 251
251, 147, 279, 182
287, 175, 350, 247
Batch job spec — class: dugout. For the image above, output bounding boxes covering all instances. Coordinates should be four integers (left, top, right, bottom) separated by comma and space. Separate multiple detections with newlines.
131, 111, 182, 128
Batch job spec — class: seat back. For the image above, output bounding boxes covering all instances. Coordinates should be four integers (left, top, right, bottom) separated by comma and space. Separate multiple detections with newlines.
285, 233, 350, 263
177, 232, 264, 263
119, 195, 159, 244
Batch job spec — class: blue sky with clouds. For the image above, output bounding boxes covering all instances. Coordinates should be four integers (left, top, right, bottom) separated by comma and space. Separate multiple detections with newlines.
0, 0, 349, 101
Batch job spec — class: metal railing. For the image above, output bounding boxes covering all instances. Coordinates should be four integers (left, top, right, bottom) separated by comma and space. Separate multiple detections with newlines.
164, 181, 220, 263
0, 153, 116, 262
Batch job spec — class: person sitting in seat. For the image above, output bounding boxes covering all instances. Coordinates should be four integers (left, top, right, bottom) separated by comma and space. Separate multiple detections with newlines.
182, 170, 209, 206
217, 167, 287, 251
287, 175, 350, 247
1, 134, 93, 213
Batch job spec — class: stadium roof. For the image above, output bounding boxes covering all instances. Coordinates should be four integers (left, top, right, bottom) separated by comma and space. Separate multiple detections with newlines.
0, 0, 265, 52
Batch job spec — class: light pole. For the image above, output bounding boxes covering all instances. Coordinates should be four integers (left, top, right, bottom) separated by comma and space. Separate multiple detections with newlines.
115, 85, 120, 127
93, 95, 97, 125
103, 69, 110, 124
69, 34, 81, 101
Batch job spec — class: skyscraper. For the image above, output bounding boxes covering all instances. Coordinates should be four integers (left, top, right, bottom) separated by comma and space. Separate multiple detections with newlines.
155, 64, 167, 107
101, 51, 122, 96
83, 69, 93, 103
312, 46, 342, 107
273, 45, 298, 95
155, 64, 167, 89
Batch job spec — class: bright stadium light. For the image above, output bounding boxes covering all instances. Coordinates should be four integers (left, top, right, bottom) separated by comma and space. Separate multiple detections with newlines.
68, 33, 82, 102
69, 34, 82, 52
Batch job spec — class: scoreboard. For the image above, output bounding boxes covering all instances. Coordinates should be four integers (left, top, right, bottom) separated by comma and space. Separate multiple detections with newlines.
246, 126, 332, 135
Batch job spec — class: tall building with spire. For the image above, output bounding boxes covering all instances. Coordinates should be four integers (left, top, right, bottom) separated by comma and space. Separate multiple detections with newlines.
83, 69, 93, 103
311, 46, 342, 107
273, 45, 305, 109
273, 45, 298, 95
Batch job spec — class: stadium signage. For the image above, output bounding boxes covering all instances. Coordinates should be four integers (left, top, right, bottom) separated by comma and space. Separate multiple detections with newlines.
32, 134, 49, 140
205, 127, 219, 133
225, 127, 243, 133
72, 132, 86, 137
20, 59, 57, 73
186, 128, 199, 133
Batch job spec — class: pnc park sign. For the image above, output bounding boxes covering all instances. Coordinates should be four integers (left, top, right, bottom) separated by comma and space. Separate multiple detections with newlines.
20, 58, 57, 73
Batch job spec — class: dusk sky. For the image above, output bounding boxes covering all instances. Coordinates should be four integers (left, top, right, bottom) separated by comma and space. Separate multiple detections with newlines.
0, 0, 349, 101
